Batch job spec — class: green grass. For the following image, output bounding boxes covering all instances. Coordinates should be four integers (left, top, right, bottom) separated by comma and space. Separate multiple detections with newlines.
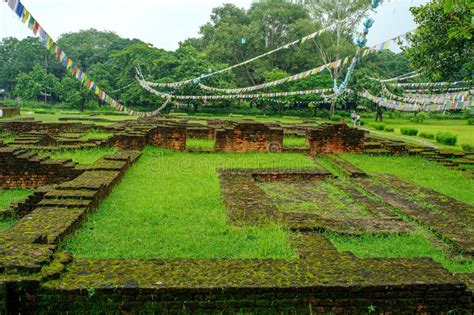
0, 132, 16, 143
186, 138, 215, 150
80, 130, 113, 141
366, 119, 474, 149
342, 154, 474, 206
0, 189, 32, 232
41, 147, 117, 165
326, 232, 474, 273
0, 189, 32, 209
283, 137, 307, 148
63, 147, 316, 259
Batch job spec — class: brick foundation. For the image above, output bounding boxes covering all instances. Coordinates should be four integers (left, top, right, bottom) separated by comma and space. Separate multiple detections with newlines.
307, 123, 365, 155
215, 122, 283, 153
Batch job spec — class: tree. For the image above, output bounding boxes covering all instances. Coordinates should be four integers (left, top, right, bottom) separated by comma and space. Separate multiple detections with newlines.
443, 0, 473, 40
289, 0, 376, 117
0, 37, 63, 95
14, 66, 60, 101
404, 0, 473, 81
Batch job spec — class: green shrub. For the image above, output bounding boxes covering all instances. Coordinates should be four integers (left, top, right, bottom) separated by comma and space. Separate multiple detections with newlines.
384, 126, 394, 132
435, 132, 458, 146
373, 123, 385, 131
462, 144, 474, 153
400, 128, 419, 136
410, 112, 428, 124
331, 115, 342, 122
468, 118, 474, 125
419, 132, 435, 140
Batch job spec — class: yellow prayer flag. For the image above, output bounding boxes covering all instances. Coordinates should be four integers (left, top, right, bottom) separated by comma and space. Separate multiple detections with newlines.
95, 86, 100, 96
21, 9, 30, 24
66, 59, 73, 70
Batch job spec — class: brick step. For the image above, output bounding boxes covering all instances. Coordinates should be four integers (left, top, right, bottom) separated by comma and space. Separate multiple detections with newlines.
12, 149, 28, 156
363, 142, 384, 150
364, 149, 390, 155
37, 199, 93, 208
17, 152, 38, 160
44, 190, 98, 200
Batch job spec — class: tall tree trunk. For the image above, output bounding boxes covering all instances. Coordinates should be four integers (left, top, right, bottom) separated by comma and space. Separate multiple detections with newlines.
375, 105, 383, 122
330, 98, 336, 118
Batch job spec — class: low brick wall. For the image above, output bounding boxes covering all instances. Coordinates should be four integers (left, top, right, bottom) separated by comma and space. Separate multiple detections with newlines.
147, 124, 186, 151
0, 147, 83, 188
307, 123, 365, 155
0, 105, 20, 118
215, 122, 283, 153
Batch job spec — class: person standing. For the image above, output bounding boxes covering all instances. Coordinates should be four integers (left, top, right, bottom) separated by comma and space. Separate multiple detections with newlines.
351, 111, 357, 126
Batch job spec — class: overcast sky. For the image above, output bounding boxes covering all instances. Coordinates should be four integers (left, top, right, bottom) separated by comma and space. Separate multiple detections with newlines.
1, 0, 429, 51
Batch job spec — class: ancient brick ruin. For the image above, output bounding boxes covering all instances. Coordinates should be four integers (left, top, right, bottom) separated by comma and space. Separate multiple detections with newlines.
0, 147, 83, 188
215, 121, 284, 153
0, 104, 20, 118
307, 123, 365, 155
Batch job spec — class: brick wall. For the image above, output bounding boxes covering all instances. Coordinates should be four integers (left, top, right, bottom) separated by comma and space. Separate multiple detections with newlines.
307, 123, 365, 155
215, 122, 283, 153
0, 147, 83, 188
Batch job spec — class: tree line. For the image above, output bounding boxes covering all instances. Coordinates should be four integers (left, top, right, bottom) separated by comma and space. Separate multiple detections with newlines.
0, 0, 471, 114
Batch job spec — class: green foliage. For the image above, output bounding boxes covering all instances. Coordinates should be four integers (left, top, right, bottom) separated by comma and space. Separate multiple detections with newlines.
405, 0, 473, 80
383, 126, 394, 132
462, 144, 474, 153
419, 131, 435, 140
467, 118, 474, 125
373, 123, 385, 131
435, 132, 458, 146
400, 127, 419, 136
330, 115, 342, 122
410, 112, 428, 124
442, 0, 474, 40
14, 66, 60, 101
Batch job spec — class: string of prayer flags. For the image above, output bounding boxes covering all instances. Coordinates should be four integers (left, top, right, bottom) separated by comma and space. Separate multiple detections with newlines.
5, 0, 162, 117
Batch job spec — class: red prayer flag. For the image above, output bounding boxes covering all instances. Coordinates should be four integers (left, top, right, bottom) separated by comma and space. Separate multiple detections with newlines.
33, 22, 40, 35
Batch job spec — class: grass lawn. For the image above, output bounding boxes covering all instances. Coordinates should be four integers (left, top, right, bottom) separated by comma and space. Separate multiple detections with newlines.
80, 130, 113, 141
341, 154, 474, 205
326, 232, 473, 273
365, 119, 474, 149
0, 189, 32, 232
63, 147, 315, 259
283, 137, 307, 148
0, 132, 16, 143
41, 147, 117, 165
186, 138, 215, 150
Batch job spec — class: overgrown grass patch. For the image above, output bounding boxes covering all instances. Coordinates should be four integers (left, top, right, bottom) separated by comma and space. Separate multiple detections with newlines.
63, 147, 315, 259
325, 232, 474, 273
186, 138, 215, 150
41, 147, 117, 165
0, 189, 32, 209
283, 137, 307, 148
80, 130, 113, 141
341, 154, 474, 205
0, 189, 32, 231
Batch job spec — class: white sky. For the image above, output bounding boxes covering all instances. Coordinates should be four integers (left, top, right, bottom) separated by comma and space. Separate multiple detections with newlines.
0, 0, 429, 51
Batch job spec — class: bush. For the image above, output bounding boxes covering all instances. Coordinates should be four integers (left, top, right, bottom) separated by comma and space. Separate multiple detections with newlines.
400, 128, 419, 136
468, 118, 474, 125
435, 132, 458, 146
419, 132, 435, 140
373, 123, 385, 131
462, 144, 474, 153
410, 112, 428, 124
331, 115, 342, 122
384, 126, 394, 132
